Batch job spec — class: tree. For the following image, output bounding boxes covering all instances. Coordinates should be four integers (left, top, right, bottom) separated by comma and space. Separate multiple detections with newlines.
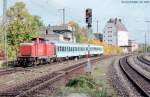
68, 21, 88, 43
0, 18, 4, 57
6, 2, 43, 59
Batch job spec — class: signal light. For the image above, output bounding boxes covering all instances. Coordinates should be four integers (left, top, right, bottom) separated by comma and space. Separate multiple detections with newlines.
85, 8, 92, 25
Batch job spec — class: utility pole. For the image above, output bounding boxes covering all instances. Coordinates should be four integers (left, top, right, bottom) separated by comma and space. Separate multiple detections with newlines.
145, 31, 147, 53
3, 0, 8, 65
96, 20, 99, 33
146, 20, 150, 52
58, 8, 65, 25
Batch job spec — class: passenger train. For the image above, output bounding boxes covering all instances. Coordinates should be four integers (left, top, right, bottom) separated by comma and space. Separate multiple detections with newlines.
17, 37, 104, 66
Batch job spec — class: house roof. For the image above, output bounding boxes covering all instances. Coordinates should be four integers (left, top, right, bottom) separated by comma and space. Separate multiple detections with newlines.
107, 18, 128, 32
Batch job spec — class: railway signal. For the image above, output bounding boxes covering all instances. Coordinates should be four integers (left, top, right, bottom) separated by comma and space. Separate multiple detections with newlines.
85, 8, 92, 27
85, 8, 92, 74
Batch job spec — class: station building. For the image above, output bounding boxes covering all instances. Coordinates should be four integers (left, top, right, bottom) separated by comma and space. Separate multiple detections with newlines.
40, 25, 76, 43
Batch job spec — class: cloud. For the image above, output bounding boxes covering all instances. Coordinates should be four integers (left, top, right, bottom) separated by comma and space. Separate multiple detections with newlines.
0, 0, 149, 43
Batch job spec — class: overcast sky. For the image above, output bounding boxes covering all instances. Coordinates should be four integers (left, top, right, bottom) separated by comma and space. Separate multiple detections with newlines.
0, 0, 150, 43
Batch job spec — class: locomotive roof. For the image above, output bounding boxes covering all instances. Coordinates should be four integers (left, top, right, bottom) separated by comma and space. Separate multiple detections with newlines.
31, 37, 47, 41
50, 41, 103, 47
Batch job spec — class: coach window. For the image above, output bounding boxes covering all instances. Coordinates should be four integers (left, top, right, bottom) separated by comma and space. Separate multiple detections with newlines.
67, 47, 68, 52
64, 47, 65, 52
58, 47, 60, 51
61, 47, 63, 51
59, 47, 60, 51
61, 46, 63, 52
62, 46, 64, 52
66, 47, 67, 52
59, 46, 61, 52
60, 46, 62, 51
57, 47, 58, 51
63, 47, 65, 52
59, 46, 61, 51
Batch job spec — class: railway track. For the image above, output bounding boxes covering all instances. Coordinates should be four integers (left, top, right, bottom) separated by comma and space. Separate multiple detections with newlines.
0, 55, 110, 77
137, 55, 150, 66
0, 67, 25, 76
119, 56, 150, 97
0, 56, 105, 97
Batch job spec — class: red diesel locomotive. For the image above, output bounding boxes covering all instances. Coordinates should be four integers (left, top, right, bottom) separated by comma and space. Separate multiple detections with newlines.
18, 37, 55, 66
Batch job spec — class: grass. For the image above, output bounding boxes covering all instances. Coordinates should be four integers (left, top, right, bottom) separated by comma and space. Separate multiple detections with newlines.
51, 75, 112, 97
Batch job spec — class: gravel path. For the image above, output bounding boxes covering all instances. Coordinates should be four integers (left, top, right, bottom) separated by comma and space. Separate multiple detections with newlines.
91, 56, 117, 96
